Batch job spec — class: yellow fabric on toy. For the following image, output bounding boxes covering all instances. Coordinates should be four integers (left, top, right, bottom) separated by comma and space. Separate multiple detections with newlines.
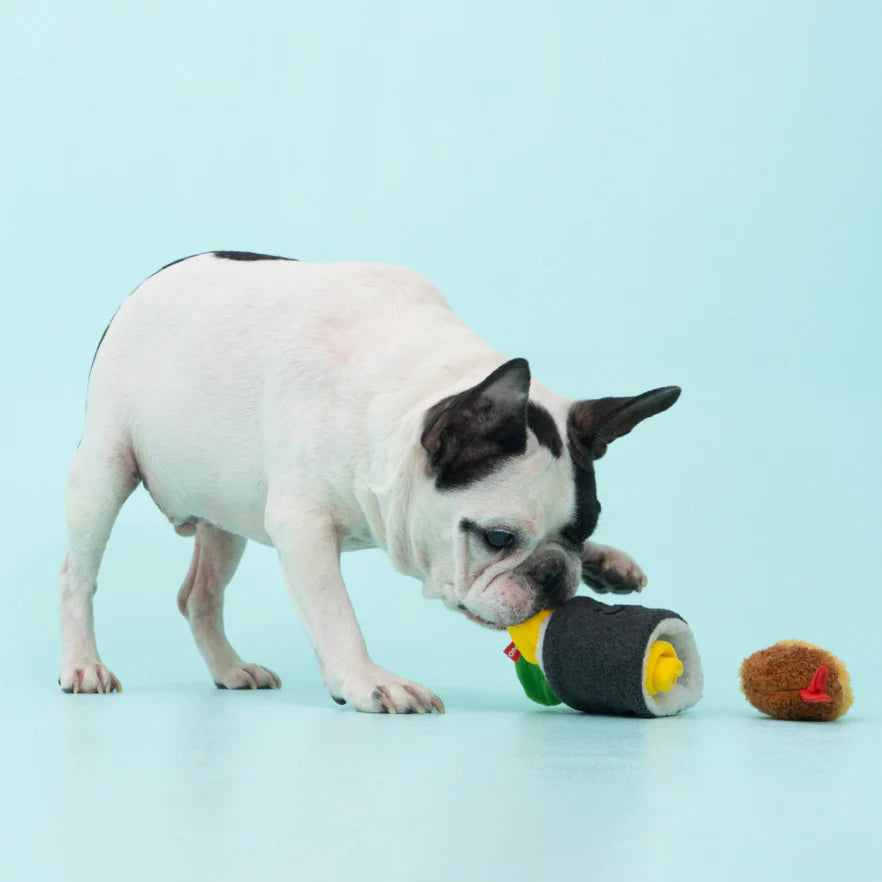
507, 610, 552, 665
645, 640, 683, 695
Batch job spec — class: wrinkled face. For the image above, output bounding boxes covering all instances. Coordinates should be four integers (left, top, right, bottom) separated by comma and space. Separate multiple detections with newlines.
419, 432, 596, 630
417, 358, 679, 631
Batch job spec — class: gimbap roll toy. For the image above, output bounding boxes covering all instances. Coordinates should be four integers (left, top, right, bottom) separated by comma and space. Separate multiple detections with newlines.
504, 596, 703, 717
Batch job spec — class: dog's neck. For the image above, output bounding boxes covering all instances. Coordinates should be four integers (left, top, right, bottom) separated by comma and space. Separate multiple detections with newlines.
352, 403, 427, 577
353, 355, 507, 580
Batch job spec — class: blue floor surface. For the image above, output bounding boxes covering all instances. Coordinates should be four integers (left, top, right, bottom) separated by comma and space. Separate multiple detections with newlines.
2, 684, 878, 882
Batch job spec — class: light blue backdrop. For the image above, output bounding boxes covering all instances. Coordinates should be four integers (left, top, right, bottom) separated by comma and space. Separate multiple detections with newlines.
4, 0, 879, 707
0, 3, 882, 709
0, 6, 880, 876
0, 0, 882, 880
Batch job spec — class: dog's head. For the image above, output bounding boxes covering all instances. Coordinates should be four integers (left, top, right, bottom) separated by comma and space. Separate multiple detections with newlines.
415, 358, 679, 630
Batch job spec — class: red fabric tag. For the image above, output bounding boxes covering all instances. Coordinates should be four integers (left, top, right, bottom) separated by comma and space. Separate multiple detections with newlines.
504, 642, 521, 662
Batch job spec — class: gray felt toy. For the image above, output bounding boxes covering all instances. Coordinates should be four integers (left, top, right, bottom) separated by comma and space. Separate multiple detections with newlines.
504, 596, 704, 717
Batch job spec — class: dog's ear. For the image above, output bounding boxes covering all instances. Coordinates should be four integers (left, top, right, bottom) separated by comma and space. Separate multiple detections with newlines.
568, 386, 681, 464
421, 358, 531, 487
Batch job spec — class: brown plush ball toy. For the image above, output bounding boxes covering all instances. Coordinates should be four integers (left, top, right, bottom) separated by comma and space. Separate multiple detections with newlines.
740, 640, 853, 721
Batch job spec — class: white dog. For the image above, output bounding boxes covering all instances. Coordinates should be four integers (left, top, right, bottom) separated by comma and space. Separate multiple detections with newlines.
59, 251, 680, 712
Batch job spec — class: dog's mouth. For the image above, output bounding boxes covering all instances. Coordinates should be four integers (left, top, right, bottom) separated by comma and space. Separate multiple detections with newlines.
457, 604, 507, 631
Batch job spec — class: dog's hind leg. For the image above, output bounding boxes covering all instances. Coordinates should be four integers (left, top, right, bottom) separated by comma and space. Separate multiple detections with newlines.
59, 436, 139, 693
178, 523, 281, 690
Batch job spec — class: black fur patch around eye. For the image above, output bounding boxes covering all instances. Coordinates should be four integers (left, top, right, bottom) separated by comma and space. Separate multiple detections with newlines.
561, 449, 600, 546
425, 398, 559, 489
434, 411, 528, 489
213, 251, 297, 262
422, 359, 532, 490
527, 402, 562, 457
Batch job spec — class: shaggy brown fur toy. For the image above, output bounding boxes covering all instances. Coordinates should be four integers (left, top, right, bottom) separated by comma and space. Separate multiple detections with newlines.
740, 641, 853, 721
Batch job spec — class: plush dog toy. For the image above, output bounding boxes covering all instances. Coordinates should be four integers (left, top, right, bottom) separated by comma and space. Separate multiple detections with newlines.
739, 641, 853, 721
504, 596, 704, 717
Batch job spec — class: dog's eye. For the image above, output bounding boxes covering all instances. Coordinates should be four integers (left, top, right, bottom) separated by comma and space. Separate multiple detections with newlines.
484, 530, 515, 549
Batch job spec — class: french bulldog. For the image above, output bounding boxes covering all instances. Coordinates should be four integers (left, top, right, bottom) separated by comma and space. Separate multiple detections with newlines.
59, 251, 680, 712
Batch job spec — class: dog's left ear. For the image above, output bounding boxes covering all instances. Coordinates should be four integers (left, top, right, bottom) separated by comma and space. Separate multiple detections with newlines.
421, 358, 531, 486
569, 386, 681, 463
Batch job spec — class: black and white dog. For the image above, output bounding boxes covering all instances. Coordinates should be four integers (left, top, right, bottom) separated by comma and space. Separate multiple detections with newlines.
59, 251, 679, 712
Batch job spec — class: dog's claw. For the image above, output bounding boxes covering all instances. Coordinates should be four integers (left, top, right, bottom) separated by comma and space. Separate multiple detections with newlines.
380, 687, 397, 714
409, 697, 426, 714
218, 663, 282, 691
59, 661, 121, 694
343, 667, 444, 714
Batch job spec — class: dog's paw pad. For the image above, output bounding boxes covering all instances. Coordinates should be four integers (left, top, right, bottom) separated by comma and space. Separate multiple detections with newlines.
582, 547, 647, 595
216, 663, 282, 690
59, 660, 122, 694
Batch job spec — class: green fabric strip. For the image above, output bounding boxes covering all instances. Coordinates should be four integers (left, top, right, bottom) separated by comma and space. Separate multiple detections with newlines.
515, 656, 562, 706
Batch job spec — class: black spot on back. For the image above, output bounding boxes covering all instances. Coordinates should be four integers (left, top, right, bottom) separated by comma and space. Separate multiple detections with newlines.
213, 251, 297, 262
90, 250, 299, 382
527, 402, 562, 457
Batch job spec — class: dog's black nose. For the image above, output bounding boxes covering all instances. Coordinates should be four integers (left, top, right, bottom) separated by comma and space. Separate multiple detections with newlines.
531, 556, 569, 606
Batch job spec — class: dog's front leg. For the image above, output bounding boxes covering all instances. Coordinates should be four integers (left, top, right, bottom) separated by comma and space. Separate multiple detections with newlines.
266, 491, 444, 714
581, 540, 648, 595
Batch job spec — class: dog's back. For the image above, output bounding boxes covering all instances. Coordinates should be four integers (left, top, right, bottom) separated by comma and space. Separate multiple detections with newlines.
86, 252, 490, 540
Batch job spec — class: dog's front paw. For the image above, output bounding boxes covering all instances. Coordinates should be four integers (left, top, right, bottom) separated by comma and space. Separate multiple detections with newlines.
332, 663, 445, 714
59, 659, 122, 694
581, 542, 648, 595
215, 663, 282, 690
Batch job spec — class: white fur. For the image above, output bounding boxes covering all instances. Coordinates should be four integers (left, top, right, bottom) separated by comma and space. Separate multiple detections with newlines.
59, 256, 635, 711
